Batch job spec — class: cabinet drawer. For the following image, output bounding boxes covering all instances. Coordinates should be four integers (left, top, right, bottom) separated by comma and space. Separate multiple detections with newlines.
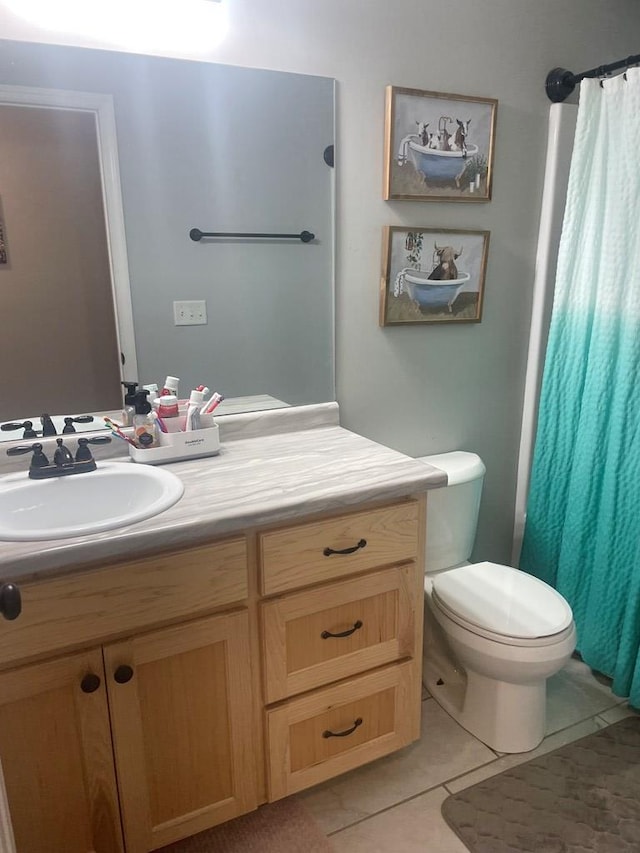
261, 565, 416, 702
260, 500, 420, 595
266, 662, 416, 800
0, 538, 248, 668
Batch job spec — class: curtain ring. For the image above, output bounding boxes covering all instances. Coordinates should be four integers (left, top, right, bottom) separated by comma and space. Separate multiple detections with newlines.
623, 71, 628, 81
599, 78, 605, 88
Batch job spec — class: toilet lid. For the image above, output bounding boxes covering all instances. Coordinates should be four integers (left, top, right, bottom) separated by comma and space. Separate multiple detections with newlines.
431, 562, 573, 639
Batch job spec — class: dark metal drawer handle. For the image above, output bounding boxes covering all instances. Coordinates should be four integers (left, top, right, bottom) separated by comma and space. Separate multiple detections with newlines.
321, 620, 363, 640
323, 539, 367, 557
322, 717, 363, 739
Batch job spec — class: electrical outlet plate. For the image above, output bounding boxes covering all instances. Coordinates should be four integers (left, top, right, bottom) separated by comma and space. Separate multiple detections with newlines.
173, 300, 207, 326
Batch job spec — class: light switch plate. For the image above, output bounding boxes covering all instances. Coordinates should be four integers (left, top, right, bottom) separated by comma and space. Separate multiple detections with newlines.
173, 300, 207, 326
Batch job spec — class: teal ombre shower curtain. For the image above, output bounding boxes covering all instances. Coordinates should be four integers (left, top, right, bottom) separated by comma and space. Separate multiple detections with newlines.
520, 70, 640, 703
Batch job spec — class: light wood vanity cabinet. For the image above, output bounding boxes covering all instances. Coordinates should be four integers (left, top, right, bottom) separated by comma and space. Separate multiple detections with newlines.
0, 494, 425, 852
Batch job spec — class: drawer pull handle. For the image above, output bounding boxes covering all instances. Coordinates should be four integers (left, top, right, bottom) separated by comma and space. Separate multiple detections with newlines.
323, 717, 363, 739
80, 673, 102, 694
113, 664, 134, 684
0, 583, 21, 621
323, 539, 367, 557
321, 620, 363, 640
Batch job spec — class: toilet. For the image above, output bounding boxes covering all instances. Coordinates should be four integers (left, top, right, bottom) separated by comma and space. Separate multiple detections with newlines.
418, 451, 576, 753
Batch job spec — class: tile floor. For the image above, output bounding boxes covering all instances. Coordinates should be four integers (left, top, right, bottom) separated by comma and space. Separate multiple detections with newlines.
296, 656, 638, 852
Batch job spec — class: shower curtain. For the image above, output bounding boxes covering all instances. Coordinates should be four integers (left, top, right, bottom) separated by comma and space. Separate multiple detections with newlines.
520, 70, 640, 704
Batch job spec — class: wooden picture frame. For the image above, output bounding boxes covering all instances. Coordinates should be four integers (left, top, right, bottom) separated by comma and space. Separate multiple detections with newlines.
380, 226, 490, 326
383, 86, 498, 202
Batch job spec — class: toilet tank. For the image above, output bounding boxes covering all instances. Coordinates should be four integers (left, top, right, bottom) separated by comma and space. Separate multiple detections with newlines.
417, 451, 486, 573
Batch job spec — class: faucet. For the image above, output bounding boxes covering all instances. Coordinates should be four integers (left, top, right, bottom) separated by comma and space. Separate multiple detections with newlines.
6, 436, 112, 479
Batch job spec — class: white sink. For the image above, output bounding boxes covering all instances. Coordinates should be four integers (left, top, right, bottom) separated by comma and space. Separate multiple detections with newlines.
0, 462, 184, 541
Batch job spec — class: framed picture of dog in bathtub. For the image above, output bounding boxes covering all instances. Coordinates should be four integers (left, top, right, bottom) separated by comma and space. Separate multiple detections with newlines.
380, 226, 490, 326
383, 86, 498, 202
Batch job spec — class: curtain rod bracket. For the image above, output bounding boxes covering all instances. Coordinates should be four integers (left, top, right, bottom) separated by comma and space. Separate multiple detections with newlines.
545, 67, 576, 103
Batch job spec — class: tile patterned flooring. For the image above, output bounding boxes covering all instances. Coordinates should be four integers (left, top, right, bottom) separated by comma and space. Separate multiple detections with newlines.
296, 657, 638, 852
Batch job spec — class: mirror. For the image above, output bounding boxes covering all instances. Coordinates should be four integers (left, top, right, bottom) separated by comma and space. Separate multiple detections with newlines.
0, 38, 335, 440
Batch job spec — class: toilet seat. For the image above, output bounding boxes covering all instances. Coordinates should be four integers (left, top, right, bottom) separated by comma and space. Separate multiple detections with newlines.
431, 561, 574, 646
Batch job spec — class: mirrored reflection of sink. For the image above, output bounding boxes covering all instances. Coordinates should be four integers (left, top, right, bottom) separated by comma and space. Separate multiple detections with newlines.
0, 462, 185, 541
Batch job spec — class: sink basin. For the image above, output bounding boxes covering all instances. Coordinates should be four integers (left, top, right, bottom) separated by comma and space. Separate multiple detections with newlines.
0, 462, 184, 541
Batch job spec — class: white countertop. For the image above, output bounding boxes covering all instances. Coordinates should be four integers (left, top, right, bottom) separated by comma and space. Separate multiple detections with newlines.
0, 404, 446, 583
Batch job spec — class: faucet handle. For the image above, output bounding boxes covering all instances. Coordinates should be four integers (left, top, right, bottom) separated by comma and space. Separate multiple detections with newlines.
62, 415, 95, 434
1, 420, 39, 439
75, 435, 112, 463
6, 442, 50, 467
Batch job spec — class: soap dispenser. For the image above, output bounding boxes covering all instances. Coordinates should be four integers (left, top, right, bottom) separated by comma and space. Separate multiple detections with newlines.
132, 390, 158, 449
121, 381, 139, 426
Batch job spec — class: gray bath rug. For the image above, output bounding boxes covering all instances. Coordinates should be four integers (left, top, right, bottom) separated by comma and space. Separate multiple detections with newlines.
441, 716, 640, 853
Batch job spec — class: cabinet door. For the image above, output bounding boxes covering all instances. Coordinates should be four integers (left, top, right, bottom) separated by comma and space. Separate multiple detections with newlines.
0, 649, 123, 853
105, 611, 258, 852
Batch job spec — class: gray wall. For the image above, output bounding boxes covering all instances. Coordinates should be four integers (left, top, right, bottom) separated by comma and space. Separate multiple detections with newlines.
2, 0, 640, 561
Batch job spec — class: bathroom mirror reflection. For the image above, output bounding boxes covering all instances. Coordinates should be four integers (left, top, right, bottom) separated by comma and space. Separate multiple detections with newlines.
0, 39, 335, 440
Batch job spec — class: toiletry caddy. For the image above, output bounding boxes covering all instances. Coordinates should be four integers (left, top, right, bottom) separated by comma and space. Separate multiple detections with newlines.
128, 420, 220, 464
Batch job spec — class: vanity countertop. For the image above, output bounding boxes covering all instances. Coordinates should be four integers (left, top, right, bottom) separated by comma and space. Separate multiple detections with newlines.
0, 404, 446, 582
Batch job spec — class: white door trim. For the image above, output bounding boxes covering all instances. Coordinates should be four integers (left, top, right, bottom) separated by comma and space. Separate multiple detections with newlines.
0, 83, 138, 380
0, 759, 16, 853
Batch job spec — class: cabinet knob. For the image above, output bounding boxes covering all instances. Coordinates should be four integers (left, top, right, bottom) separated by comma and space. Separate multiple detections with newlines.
113, 664, 134, 684
0, 583, 21, 620
80, 673, 101, 693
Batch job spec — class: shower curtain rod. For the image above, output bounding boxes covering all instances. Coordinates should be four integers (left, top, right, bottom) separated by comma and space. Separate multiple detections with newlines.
545, 53, 640, 102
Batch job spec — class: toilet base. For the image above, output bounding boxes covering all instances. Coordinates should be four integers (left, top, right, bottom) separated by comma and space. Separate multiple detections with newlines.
423, 651, 546, 753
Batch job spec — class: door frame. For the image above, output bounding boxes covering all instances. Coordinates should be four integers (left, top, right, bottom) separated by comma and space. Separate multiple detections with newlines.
0, 759, 15, 853
0, 83, 138, 379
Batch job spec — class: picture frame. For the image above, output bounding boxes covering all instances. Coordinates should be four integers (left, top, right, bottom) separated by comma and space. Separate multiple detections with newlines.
383, 86, 498, 202
380, 226, 490, 326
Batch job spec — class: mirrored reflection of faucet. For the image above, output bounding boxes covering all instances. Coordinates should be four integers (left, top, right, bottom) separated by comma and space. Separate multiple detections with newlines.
6, 436, 112, 480
0, 420, 39, 439
0, 414, 95, 440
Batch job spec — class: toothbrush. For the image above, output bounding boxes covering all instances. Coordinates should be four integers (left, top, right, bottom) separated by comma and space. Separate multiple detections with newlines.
151, 411, 168, 433
104, 418, 137, 447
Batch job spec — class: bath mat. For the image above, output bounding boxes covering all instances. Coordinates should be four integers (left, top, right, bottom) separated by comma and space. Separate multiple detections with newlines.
158, 797, 334, 852
441, 717, 640, 853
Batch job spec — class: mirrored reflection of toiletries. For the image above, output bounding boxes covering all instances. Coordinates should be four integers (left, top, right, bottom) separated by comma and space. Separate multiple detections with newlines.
143, 383, 159, 406
132, 390, 158, 448
161, 375, 180, 398
121, 381, 139, 426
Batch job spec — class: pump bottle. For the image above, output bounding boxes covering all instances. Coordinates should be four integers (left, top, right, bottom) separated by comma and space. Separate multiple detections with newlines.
132, 390, 158, 448
121, 381, 139, 427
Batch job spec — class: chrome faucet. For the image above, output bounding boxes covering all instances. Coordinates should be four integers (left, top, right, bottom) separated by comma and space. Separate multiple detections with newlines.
6, 436, 112, 479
